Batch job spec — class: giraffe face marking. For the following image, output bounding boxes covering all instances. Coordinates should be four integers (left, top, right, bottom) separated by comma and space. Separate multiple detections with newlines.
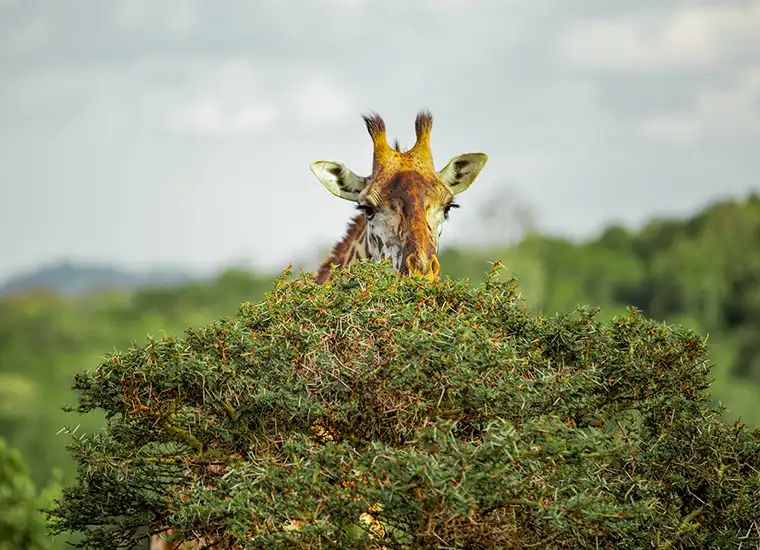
311, 111, 488, 280
360, 171, 452, 277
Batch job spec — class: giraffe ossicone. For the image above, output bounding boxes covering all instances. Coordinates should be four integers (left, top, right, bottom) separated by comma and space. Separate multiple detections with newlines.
311, 110, 488, 284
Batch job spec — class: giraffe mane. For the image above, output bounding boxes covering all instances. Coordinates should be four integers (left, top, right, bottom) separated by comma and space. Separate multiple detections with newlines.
315, 214, 368, 284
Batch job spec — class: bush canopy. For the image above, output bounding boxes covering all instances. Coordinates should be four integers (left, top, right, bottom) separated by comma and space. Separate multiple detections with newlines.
49, 261, 760, 549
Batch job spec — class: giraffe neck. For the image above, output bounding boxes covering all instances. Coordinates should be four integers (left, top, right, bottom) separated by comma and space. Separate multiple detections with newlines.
316, 214, 371, 284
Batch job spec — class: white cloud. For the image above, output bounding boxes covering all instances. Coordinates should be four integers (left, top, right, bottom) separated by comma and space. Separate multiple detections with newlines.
639, 114, 702, 146
560, 2, 760, 72
640, 67, 760, 145
149, 58, 282, 137
167, 97, 279, 137
287, 77, 354, 125
2, 56, 354, 141
163, 66, 356, 135
2, 20, 49, 55
323, 0, 365, 8
113, 0, 201, 40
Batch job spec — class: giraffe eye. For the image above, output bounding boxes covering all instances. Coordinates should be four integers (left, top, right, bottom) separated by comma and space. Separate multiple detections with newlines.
356, 204, 376, 220
444, 202, 459, 220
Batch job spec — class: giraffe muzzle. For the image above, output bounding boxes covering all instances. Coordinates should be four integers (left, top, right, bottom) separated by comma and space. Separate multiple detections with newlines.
406, 253, 441, 281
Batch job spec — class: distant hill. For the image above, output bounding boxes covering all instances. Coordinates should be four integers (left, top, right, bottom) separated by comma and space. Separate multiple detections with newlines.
0, 261, 197, 297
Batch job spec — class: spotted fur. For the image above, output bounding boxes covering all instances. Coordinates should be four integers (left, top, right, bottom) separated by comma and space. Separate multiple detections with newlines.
315, 215, 369, 284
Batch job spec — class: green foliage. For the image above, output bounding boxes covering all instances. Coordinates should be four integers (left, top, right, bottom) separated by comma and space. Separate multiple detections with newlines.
50, 262, 760, 549
0, 269, 272, 482
0, 270, 273, 549
2, 196, 760, 548
0, 438, 61, 550
441, 195, 760, 418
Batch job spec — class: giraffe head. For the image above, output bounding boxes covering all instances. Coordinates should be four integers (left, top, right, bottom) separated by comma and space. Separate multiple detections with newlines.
310, 111, 488, 280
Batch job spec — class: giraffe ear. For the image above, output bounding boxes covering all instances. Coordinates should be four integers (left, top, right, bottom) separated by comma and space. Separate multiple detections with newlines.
437, 153, 488, 195
310, 161, 368, 202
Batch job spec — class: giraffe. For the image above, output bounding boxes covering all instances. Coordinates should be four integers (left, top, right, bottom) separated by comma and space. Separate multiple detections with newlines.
149, 111, 487, 550
311, 110, 488, 284
150, 532, 197, 550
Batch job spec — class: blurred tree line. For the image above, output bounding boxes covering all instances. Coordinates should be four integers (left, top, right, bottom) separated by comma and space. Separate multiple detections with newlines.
0, 195, 759, 548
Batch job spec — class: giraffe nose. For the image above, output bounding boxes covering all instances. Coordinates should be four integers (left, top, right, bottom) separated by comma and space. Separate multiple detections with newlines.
406, 253, 441, 281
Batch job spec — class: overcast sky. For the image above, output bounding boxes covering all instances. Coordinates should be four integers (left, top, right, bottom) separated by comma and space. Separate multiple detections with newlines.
1, 0, 759, 281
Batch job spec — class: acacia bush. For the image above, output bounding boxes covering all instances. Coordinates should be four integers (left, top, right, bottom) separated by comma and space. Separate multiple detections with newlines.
49, 261, 760, 549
